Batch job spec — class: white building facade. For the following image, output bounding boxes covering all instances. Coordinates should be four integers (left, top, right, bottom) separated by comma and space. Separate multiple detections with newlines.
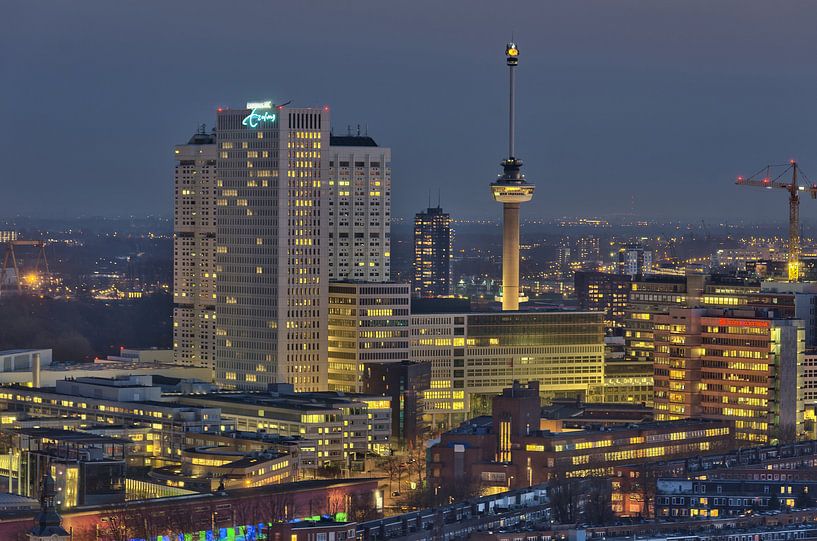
173, 129, 217, 369
327, 136, 391, 282
215, 102, 329, 391
327, 281, 410, 392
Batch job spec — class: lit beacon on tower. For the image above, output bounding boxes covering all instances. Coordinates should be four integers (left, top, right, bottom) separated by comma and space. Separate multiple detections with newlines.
491, 42, 535, 311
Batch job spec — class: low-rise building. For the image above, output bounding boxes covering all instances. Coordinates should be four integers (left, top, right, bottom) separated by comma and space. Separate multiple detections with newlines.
176, 384, 391, 470
655, 477, 817, 518
0, 376, 226, 463
428, 381, 734, 495
0, 427, 128, 510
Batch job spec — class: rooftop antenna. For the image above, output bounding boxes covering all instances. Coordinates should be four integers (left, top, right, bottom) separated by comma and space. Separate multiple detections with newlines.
437, 188, 441, 208
198, 123, 206, 135
347, 125, 352, 136
357, 124, 361, 136
365, 124, 369, 136
428, 189, 432, 209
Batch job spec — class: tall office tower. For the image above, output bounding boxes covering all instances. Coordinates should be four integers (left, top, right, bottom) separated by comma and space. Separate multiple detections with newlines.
327, 281, 410, 392
215, 101, 329, 391
411, 310, 604, 429
490, 43, 535, 311
617, 243, 653, 277
412, 206, 452, 298
173, 127, 217, 369
327, 135, 391, 282
653, 307, 804, 444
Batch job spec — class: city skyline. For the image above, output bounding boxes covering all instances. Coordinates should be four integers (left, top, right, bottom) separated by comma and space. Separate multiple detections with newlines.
6, 2, 817, 222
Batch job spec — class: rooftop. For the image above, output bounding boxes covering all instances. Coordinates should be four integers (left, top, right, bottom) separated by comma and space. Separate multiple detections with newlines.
330, 135, 378, 147
13, 427, 127, 445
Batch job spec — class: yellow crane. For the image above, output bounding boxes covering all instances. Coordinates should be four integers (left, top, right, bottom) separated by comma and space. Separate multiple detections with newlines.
735, 160, 817, 281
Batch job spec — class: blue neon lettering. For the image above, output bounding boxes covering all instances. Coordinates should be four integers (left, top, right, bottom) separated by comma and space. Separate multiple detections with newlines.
242, 109, 276, 128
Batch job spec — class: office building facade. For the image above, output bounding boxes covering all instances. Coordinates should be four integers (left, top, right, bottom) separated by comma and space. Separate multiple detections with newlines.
653, 307, 805, 444
412, 206, 452, 298
215, 102, 329, 391
410, 311, 604, 429
327, 281, 410, 392
574, 271, 631, 332
173, 129, 217, 369
618, 243, 653, 277
327, 135, 391, 282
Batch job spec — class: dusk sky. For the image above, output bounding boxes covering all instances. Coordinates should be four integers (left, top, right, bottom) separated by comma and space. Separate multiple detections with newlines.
4, 1, 817, 222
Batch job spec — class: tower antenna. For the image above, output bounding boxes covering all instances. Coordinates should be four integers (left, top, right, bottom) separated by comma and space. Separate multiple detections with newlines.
490, 41, 535, 311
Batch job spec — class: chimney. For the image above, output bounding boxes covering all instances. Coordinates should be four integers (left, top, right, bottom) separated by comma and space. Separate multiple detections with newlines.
32, 353, 41, 388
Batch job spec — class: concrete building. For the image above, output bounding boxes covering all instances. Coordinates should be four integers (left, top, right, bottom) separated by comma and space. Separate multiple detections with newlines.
0, 349, 51, 375
410, 311, 605, 429
624, 272, 797, 363
0, 358, 212, 388
617, 243, 653, 277
363, 360, 431, 447
173, 128, 217, 370
574, 271, 631, 332
412, 206, 452, 298
0, 427, 128, 510
600, 359, 654, 405
327, 281, 410, 392
176, 384, 392, 469
653, 307, 805, 444
215, 101, 329, 391
327, 135, 391, 282
760, 281, 817, 348
0, 376, 225, 462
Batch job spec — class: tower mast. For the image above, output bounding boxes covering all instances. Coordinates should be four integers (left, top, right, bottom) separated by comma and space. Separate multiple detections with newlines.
491, 42, 535, 311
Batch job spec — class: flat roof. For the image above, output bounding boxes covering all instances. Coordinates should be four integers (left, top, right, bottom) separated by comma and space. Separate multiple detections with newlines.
0, 349, 48, 355
13, 427, 128, 445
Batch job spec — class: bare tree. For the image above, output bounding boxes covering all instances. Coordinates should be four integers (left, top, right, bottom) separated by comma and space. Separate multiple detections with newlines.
633, 462, 659, 519
549, 473, 581, 524
377, 455, 402, 494
583, 478, 614, 525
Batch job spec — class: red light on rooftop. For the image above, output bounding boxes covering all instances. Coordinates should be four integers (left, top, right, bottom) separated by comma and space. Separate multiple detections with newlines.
217, 107, 223, 112
323, 105, 330, 112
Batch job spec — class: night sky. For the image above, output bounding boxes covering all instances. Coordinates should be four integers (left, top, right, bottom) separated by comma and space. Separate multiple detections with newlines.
4, 1, 817, 222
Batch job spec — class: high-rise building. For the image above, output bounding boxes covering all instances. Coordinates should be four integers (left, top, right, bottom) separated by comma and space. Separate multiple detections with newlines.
327, 135, 391, 282
327, 281, 410, 392
412, 206, 452, 298
574, 271, 631, 332
653, 307, 804, 444
215, 102, 329, 391
173, 128, 217, 370
617, 243, 653, 277
490, 43, 535, 311
410, 311, 604, 429
623, 271, 798, 363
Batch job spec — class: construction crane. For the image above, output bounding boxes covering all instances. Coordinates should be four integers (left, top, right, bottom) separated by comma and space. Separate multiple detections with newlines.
735, 160, 817, 281
0, 239, 50, 297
